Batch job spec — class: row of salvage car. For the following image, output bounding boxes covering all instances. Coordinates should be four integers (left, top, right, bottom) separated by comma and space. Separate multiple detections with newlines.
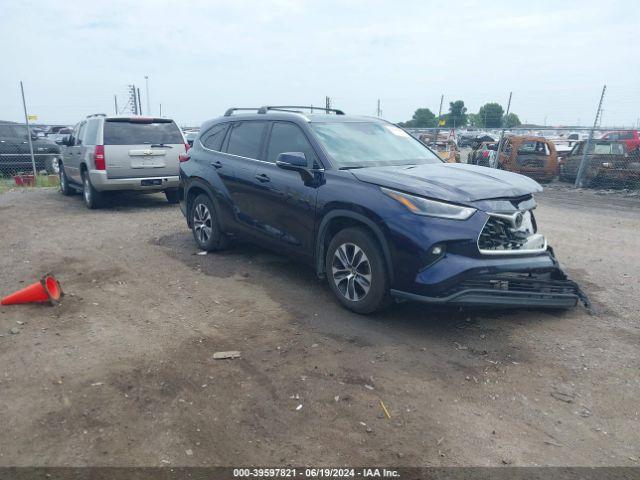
463, 131, 640, 187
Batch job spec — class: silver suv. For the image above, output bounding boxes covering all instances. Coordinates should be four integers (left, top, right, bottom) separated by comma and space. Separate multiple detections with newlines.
59, 114, 187, 208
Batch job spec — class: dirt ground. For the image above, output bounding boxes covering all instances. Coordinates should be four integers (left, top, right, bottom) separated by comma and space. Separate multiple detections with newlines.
0, 184, 638, 467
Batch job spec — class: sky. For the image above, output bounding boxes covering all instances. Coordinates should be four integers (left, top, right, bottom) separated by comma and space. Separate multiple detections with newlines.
1, 0, 638, 127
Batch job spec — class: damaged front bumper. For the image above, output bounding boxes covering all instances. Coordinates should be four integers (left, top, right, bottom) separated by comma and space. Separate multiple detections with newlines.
390, 248, 590, 310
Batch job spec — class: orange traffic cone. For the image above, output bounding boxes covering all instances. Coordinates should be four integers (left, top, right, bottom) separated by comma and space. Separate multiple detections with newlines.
1, 274, 63, 306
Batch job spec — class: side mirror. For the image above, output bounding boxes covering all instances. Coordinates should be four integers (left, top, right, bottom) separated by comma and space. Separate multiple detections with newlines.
276, 152, 313, 182
276, 152, 307, 168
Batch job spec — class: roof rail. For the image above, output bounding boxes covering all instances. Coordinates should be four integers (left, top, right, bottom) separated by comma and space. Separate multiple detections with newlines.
257, 105, 345, 115
224, 107, 263, 117
86, 113, 107, 118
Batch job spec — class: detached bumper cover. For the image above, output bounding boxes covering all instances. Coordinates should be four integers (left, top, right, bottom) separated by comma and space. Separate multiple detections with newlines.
391, 251, 590, 310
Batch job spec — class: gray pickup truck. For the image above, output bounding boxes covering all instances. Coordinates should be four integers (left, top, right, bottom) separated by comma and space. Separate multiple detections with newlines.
58, 114, 187, 208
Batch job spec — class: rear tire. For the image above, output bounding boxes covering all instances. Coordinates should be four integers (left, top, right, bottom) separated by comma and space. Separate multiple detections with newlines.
82, 171, 103, 209
325, 227, 390, 314
165, 188, 180, 204
59, 164, 73, 196
190, 194, 229, 251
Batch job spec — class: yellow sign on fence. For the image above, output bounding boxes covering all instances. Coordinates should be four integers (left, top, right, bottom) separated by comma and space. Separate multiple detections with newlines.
27, 114, 38, 121
438, 119, 445, 126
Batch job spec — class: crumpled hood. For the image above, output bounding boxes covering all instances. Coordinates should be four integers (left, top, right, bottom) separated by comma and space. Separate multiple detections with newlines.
350, 163, 542, 203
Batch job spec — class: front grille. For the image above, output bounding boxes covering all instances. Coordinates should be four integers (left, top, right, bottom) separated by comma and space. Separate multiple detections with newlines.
478, 213, 533, 251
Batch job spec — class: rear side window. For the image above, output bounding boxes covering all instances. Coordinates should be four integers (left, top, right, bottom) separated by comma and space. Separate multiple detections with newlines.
201, 124, 228, 151
83, 119, 101, 145
76, 123, 86, 145
226, 122, 266, 159
267, 122, 318, 165
103, 120, 183, 145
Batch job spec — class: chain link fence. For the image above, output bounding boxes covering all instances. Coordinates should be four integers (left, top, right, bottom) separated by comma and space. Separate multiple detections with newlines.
405, 126, 640, 191
0, 122, 62, 189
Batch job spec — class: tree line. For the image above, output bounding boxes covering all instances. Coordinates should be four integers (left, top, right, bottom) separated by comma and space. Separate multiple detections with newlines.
398, 100, 521, 129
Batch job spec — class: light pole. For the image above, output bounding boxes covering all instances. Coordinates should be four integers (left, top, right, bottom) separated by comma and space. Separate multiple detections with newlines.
145, 76, 150, 116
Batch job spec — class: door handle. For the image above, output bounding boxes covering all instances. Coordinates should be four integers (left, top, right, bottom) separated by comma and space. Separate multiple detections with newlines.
255, 173, 270, 182
210, 160, 223, 169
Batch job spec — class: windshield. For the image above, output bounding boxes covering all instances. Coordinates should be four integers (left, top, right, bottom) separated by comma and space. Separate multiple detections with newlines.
310, 122, 442, 168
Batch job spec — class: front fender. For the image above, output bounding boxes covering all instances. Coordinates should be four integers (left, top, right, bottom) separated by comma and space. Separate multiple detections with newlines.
315, 208, 394, 283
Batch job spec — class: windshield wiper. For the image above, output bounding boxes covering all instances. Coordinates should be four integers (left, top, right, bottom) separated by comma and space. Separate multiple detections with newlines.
338, 165, 367, 170
147, 143, 173, 148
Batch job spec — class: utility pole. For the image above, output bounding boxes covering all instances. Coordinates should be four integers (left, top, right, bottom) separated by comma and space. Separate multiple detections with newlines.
137, 88, 143, 116
114, 95, 118, 115
376, 99, 382, 117
494, 91, 512, 170
128, 85, 137, 114
576, 85, 606, 188
432, 94, 444, 148
144, 76, 150, 116
159, 103, 163, 117
325, 96, 331, 113
19, 81, 37, 178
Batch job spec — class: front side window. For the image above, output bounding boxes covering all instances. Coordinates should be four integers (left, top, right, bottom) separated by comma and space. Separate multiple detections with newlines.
309, 122, 441, 168
267, 122, 318, 165
226, 122, 266, 159
571, 143, 583, 156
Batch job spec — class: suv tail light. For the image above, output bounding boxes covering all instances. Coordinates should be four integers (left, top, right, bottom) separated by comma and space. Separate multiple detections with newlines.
179, 143, 191, 163
94, 145, 106, 170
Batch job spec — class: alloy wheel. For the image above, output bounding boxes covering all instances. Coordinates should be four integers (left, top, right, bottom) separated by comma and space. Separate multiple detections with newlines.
331, 242, 372, 301
193, 203, 213, 244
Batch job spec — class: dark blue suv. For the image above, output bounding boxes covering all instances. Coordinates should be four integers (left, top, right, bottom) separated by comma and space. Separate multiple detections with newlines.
178, 106, 585, 314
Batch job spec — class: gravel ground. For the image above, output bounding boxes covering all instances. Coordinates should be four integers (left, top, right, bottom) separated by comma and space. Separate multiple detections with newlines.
0, 185, 638, 467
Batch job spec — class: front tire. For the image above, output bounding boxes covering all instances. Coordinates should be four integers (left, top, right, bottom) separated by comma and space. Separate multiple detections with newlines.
190, 194, 229, 251
59, 164, 73, 196
82, 171, 103, 209
326, 227, 390, 314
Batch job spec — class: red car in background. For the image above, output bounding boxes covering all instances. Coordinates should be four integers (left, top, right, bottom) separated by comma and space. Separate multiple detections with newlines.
601, 130, 640, 152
